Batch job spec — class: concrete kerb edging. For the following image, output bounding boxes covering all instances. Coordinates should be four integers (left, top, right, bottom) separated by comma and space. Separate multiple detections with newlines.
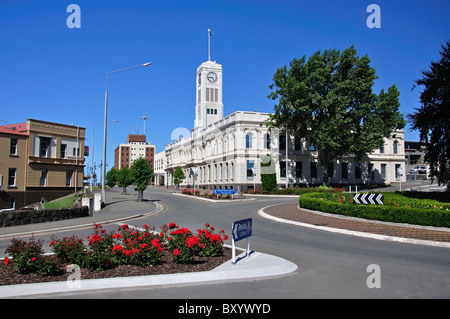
0, 202, 165, 240
0, 248, 298, 298
257, 204, 450, 249
172, 192, 256, 203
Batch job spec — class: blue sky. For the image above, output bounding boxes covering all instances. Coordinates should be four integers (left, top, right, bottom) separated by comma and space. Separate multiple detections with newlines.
1, 0, 449, 173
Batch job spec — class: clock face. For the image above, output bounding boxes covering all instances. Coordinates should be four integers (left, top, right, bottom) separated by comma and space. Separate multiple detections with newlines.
207, 72, 217, 83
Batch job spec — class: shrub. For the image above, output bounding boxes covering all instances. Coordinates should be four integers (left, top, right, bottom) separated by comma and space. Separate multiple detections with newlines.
299, 192, 450, 227
4, 236, 45, 274
85, 223, 115, 271
196, 223, 229, 257
49, 235, 86, 267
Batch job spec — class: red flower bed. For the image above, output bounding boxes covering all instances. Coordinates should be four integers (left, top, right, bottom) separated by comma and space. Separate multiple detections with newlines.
2, 222, 230, 280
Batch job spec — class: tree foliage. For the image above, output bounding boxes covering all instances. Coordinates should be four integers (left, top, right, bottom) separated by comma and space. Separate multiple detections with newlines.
267, 46, 405, 184
408, 41, 450, 191
173, 166, 185, 191
105, 168, 117, 188
116, 166, 133, 194
130, 157, 154, 201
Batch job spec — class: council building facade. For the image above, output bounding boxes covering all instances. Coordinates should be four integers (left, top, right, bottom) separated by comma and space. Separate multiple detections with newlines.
158, 59, 406, 191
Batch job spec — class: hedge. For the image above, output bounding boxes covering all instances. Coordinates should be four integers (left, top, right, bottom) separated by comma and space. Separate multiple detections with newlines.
0, 206, 89, 228
299, 192, 450, 228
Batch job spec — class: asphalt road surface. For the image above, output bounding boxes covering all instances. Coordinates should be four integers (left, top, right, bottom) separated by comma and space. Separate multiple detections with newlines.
1, 186, 449, 299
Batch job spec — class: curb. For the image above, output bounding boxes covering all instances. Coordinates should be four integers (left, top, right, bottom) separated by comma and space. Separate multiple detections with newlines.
171, 192, 256, 203
0, 250, 297, 298
257, 205, 450, 249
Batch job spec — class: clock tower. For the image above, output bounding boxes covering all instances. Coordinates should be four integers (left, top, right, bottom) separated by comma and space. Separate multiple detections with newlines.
194, 60, 223, 130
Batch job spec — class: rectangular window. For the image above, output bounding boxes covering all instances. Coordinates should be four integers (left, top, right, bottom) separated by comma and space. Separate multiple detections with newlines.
247, 160, 254, 177
40, 169, 48, 187
7, 198, 15, 209
198, 89, 201, 104
8, 168, 16, 187
66, 171, 73, 186
60, 144, 67, 158
380, 143, 385, 154
206, 88, 210, 101
295, 161, 302, 178
355, 163, 362, 179
341, 162, 348, 179
294, 137, 301, 151
215, 88, 218, 102
207, 108, 210, 114
327, 162, 334, 179
280, 161, 286, 178
39, 137, 51, 157
310, 162, 317, 179
393, 141, 398, 154
10, 138, 18, 155
381, 164, 386, 179
369, 163, 374, 179
395, 164, 401, 179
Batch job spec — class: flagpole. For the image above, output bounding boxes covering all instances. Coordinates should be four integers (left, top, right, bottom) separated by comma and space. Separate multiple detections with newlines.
208, 28, 211, 61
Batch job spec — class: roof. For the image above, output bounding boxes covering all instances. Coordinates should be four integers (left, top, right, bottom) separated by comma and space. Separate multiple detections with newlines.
0, 123, 28, 136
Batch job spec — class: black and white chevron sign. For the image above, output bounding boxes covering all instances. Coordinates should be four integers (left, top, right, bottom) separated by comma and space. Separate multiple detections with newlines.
353, 193, 384, 205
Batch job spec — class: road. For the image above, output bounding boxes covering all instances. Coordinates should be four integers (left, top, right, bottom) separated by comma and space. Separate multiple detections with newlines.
1, 186, 449, 298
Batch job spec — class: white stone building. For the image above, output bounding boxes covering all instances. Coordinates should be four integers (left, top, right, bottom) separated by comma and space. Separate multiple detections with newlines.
157, 59, 406, 191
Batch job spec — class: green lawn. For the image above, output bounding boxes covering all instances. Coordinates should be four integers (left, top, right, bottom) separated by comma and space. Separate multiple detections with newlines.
42, 195, 76, 209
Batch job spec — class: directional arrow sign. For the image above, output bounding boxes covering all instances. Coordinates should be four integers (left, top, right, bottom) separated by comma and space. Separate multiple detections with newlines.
353, 193, 361, 204
353, 193, 384, 205
375, 194, 384, 205
232, 218, 252, 242
360, 193, 368, 205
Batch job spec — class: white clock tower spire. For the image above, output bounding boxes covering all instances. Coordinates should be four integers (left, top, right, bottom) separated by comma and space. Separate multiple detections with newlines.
194, 29, 223, 131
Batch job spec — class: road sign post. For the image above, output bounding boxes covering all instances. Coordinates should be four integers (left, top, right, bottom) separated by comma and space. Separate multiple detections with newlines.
231, 218, 252, 264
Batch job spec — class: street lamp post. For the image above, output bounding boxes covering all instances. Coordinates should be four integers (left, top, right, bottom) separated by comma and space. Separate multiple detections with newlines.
91, 120, 117, 191
101, 62, 152, 204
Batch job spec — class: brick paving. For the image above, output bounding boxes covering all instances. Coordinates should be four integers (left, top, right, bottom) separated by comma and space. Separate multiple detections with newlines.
263, 203, 450, 243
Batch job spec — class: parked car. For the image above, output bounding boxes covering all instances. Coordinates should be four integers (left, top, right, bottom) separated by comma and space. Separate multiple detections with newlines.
408, 165, 427, 174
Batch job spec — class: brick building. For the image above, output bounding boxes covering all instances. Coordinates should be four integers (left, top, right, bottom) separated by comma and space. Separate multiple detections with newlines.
114, 134, 155, 170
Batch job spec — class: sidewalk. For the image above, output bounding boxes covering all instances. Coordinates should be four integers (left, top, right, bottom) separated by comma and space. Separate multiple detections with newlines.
259, 203, 450, 248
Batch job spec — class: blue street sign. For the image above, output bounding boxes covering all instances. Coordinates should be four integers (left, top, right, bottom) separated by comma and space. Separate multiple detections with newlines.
232, 218, 252, 242
214, 189, 236, 195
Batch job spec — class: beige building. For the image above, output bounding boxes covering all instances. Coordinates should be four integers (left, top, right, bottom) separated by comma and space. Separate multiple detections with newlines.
0, 119, 85, 210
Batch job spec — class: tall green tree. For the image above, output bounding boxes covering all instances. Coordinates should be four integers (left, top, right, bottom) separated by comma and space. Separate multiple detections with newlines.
116, 166, 133, 195
408, 41, 450, 191
105, 168, 117, 189
173, 166, 185, 192
130, 157, 154, 201
267, 46, 405, 184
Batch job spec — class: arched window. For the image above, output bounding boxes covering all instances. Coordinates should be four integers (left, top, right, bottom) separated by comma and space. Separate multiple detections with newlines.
246, 133, 252, 149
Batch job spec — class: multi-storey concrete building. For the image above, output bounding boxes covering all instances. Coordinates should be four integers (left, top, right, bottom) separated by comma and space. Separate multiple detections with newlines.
0, 119, 85, 209
158, 59, 406, 191
114, 134, 155, 170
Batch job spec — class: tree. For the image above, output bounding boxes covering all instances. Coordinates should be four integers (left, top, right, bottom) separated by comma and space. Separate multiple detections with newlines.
130, 157, 154, 201
105, 168, 117, 189
116, 166, 133, 195
408, 41, 450, 191
267, 46, 405, 184
173, 166, 185, 192
261, 154, 277, 192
